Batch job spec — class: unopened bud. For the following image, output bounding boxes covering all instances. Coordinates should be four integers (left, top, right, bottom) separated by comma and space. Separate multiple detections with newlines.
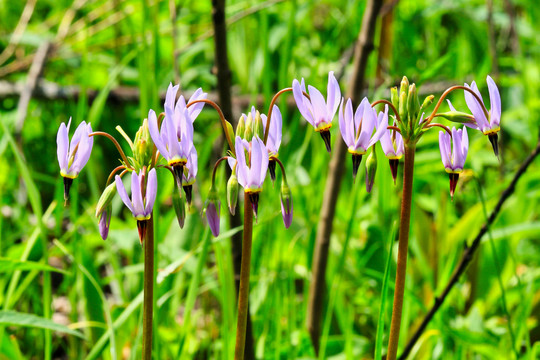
280, 179, 293, 228
399, 76, 409, 98
391, 87, 399, 111
236, 115, 245, 138
254, 110, 264, 139
96, 183, 117, 217
407, 83, 419, 121
204, 186, 221, 237
365, 149, 377, 193
399, 91, 408, 125
172, 188, 186, 229
227, 172, 239, 215
244, 112, 253, 140
436, 111, 475, 125
421, 95, 434, 110
133, 119, 154, 168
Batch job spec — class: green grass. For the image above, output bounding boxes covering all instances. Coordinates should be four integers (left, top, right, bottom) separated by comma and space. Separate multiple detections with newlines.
1, 0, 540, 359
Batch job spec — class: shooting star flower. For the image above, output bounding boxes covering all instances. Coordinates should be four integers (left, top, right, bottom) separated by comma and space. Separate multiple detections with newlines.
439, 127, 469, 199
262, 105, 283, 181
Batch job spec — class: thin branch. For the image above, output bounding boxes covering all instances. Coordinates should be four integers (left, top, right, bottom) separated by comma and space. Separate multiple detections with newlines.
89, 131, 132, 170
398, 134, 540, 359
371, 99, 401, 123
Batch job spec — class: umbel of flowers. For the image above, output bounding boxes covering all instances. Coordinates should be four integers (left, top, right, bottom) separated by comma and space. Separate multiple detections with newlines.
56, 72, 500, 360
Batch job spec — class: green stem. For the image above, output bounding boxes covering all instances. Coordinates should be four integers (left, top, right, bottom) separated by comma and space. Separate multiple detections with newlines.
387, 142, 416, 360
234, 193, 253, 360
142, 215, 155, 360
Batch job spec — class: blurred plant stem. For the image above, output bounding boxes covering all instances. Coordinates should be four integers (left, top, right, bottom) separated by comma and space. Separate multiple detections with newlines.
398, 133, 540, 360
142, 216, 154, 360
307, 0, 383, 353
234, 193, 253, 360
386, 142, 416, 360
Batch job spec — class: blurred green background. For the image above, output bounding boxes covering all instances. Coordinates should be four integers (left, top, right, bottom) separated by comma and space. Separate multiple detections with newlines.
0, 0, 539, 359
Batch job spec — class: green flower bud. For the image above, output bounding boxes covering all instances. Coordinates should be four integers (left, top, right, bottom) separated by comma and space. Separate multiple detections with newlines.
96, 183, 117, 217
391, 87, 399, 111
407, 83, 419, 121
399, 76, 409, 98
236, 114, 245, 138
172, 188, 186, 229
133, 119, 154, 168
436, 111, 476, 125
421, 95, 435, 111
225, 119, 235, 149
254, 110, 264, 139
227, 172, 239, 216
244, 112, 253, 140
365, 148, 377, 193
280, 179, 293, 228
399, 91, 408, 125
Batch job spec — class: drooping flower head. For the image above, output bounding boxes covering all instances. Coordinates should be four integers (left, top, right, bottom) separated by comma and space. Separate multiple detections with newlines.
204, 186, 220, 237
439, 127, 469, 199
261, 105, 283, 181
115, 168, 157, 243
379, 105, 405, 183
233, 135, 269, 216
292, 71, 341, 152
280, 179, 293, 228
448, 76, 501, 156
57, 117, 94, 201
338, 97, 386, 180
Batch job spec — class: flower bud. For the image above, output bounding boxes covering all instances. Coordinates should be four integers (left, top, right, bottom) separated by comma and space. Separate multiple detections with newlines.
133, 119, 154, 168
236, 114, 245, 138
399, 91, 408, 125
407, 83, 419, 121
421, 95, 434, 111
98, 205, 112, 240
365, 148, 377, 193
436, 111, 475, 125
204, 186, 221, 237
96, 183, 117, 217
244, 112, 253, 140
227, 172, 239, 215
399, 76, 409, 98
172, 188, 186, 228
391, 87, 399, 111
280, 179, 293, 228
254, 110, 264, 139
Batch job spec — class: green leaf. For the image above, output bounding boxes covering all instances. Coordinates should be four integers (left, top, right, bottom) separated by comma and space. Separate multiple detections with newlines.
0, 311, 85, 339
0, 258, 69, 275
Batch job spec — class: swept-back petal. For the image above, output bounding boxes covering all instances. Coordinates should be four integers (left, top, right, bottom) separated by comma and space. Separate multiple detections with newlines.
292, 79, 314, 125
148, 109, 169, 158
439, 131, 451, 169
368, 106, 388, 148
249, 136, 263, 187
131, 171, 144, 216
145, 168, 157, 215
255, 136, 269, 187
464, 82, 489, 131
235, 136, 248, 188
461, 127, 469, 161
326, 71, 341, 119
57, 122, 69, 171
307, 85, 328, 127
486, 75, 501, 127
164, 83, 179, 120
115, 175, 134, 213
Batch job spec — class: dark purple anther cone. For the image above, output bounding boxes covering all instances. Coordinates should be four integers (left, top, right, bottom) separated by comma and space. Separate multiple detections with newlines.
268, 160, 277, 183
488, 133, 499, 158
389, 159, 399, 184
63, 177, 73, 203
351, 154, 363, 181
173, 164, 184, 188
137, 220, 148, 245
449, 173, 460, 200
249, 193, 260, 217
319, 130, 332, 153
183, 184, 193, 206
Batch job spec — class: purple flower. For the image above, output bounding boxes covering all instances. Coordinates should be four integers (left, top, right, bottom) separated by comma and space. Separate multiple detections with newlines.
261, 105, 282, 181
338, 97, 386, 179
379, 105, 404, 183
439, 127, 469, 199
57, 117, 93, 201
57, 118, 94, 179
261, 105, 282, 156
234, 135, 269, 216
115, 168, 157, 221
98, 207, 112, 240
148, 84, 197, 183
292, 71, 341, 152
205, 200, 220, 237
182, 147, 198, 205
448, 76, 501, 156
173, 87, 207, 124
